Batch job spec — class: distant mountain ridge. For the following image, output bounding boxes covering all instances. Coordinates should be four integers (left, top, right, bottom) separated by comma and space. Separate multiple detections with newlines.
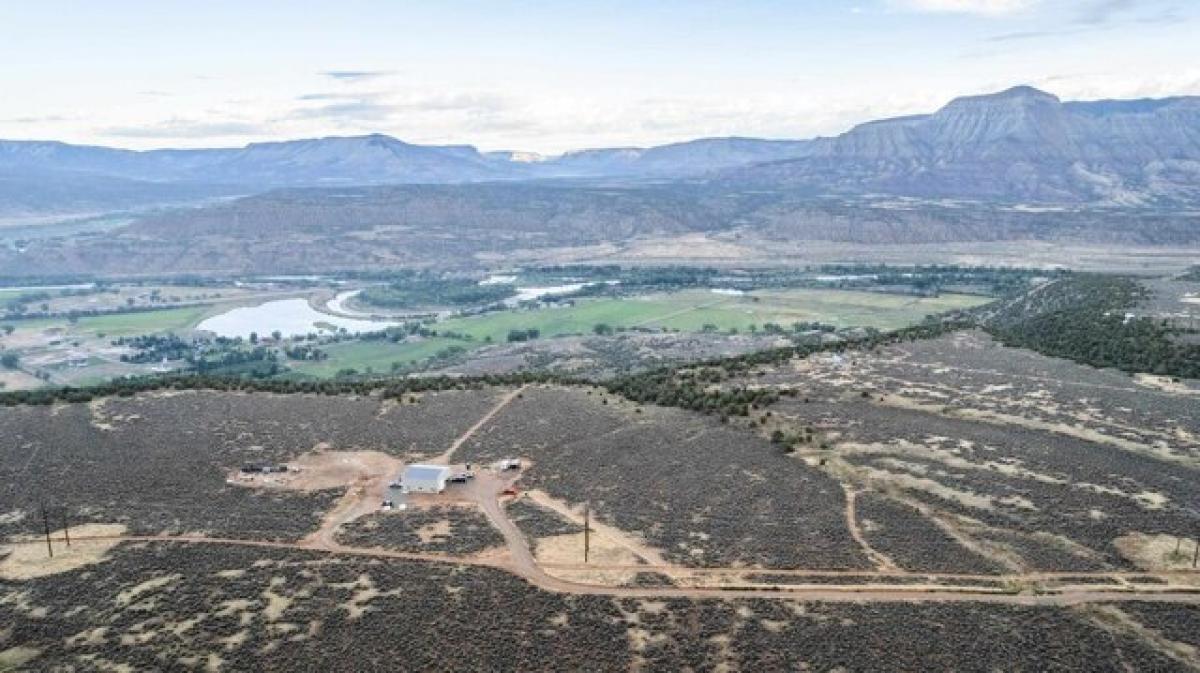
0, 133, 811, 186
720, 86, 1200, 205
2, 85, 1199, 217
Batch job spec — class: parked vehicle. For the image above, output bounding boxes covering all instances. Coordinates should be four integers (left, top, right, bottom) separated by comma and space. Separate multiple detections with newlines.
241, 463, 289, 474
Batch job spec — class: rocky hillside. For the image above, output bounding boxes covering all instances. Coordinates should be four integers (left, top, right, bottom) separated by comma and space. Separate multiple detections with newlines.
721, 87, 1200, 206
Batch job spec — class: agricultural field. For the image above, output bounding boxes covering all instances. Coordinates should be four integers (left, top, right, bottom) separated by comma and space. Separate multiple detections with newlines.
203, 284, 983, 380
436, 288, 988, 340
286, 337, 465, 377
1, 279, 991, 388
287, 287, 987, 379
1, 284, 253, 316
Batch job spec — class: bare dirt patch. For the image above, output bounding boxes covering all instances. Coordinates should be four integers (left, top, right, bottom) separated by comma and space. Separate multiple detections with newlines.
228, 449, 402, 493
0, 370, 43, 392
227, 449, 404, 549
525, 490, 670, 567
115, 574, 180, 608
0, 645, 41, 670
618, 233, 761, 261
1114, 533, 1199, 571
535, 531, 644, 586
1135, 374, 1200, 397
0, 524, 126, 580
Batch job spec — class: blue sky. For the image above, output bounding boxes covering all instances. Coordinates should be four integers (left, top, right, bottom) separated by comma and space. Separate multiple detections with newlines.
1, 0, 1196, 153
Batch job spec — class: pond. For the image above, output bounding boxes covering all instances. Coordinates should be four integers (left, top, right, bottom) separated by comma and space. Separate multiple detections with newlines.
196, 299, 400, 339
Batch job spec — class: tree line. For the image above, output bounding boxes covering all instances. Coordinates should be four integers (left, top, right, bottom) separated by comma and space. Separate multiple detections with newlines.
984, 274, 1200, 379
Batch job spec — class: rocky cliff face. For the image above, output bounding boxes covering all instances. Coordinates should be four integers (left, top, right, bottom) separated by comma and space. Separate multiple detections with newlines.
724, 87, 1200, 205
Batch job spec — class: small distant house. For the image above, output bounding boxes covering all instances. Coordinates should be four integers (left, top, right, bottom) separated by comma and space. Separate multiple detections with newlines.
401, 464, 451, 493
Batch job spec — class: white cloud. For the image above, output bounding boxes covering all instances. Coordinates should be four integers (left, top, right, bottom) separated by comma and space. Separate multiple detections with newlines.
896, 0, 1039, 15
100, 118, 271, 140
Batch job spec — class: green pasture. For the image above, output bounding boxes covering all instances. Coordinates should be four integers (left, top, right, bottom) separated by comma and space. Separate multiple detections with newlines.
298, 288, 990, 377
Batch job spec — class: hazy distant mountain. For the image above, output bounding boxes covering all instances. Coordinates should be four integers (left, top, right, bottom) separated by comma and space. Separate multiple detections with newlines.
0, 169, 239, 221
534, 138, 811, 178
720, 86, 1200, 205
0, 134, 813, 187
3, 85, 1199, 219
0, 134, 504, 187
0, 134, 509, 218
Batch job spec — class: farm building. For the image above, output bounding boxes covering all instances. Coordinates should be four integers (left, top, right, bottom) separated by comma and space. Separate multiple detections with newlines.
401, 464, 451, 493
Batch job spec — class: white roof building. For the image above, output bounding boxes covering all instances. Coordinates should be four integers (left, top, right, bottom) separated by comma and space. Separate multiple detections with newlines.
401, 464, 451, 494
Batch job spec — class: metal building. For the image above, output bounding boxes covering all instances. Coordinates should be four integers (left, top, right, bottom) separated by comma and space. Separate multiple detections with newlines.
400, 464, 451, 493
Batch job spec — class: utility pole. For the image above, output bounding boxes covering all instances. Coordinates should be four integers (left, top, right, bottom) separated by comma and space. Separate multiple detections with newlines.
61, 509, 71, 547
583, 502, 591, 564
1193, 538, 1198, 569
40, 503, 53, 558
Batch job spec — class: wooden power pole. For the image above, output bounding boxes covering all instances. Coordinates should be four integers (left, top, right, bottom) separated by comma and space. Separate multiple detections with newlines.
61, 509, 71, 547
40, 503, 53, 558
583, 502, 591, 564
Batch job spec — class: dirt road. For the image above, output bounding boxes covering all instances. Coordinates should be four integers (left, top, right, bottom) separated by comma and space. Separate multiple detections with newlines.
14, 530, 1200, 606
434, 384, 528, 464
841, 486, 898, 572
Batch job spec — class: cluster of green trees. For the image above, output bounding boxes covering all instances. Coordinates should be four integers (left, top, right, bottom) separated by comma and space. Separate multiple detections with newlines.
813, 264, 1058, 296
506, 328, 541, 342
359, 278, 515, 308
193, 346, 280, 376
0, 370, 577, 406
357, 322, 439, 342
114, 334, 193, 363
523, 263, 1049, 300
603, 319, 970, 419
3, 301, 208, 323
985, 275, 1200, 379
283, 344, 328, 361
